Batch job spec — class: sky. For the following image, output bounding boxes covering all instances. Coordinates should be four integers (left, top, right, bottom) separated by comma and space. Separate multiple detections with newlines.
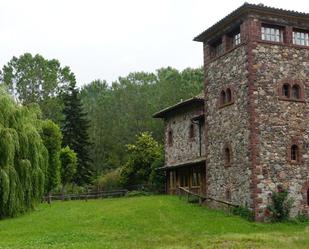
0, 0, 307, 86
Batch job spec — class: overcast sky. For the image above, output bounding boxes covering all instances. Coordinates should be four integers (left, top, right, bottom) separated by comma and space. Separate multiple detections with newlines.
0, 0, 306, 86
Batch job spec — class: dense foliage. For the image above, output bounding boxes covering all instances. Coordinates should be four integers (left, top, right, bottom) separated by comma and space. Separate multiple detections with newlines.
266, 185, 293, 222
81, 67, 203, 175
62, 82, 93, 185
0, 88, 48, 217
41, 120, 62, 194
60, 146, 77, 189
0, 53, 76, 123
120, 132, 164, 188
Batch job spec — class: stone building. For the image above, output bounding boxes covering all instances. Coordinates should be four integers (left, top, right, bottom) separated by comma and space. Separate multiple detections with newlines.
154, 3, 309, 220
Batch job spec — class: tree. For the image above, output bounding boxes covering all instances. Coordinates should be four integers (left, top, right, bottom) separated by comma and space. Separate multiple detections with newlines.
0, 53, 76, 123
81, 67, 203, 175
41, 120, 62, 197
0, 87, 48, 218
62, 82, 93, 185
59, 146, 77, 196
120, 132, 164, 188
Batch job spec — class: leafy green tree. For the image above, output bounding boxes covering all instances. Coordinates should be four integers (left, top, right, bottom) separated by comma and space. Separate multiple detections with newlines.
59, 146, 77, 196
81, 67, 203, 175
41, 120, 62, 196
0, 53, 76, 123
62, 82, 93, 185
0, 87, 48, 218
120, 132, 163, 187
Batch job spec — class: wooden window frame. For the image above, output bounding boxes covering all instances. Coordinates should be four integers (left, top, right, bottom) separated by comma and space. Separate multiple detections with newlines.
191, 167, 201, 187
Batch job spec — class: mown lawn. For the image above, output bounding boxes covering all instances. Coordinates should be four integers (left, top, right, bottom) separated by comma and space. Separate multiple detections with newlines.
0, 196, 308, 249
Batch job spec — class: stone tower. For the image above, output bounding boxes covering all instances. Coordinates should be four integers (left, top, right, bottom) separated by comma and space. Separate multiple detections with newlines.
194, 3, 309, 220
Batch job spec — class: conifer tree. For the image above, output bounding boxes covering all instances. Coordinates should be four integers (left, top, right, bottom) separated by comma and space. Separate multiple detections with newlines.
62, 82, 93, 185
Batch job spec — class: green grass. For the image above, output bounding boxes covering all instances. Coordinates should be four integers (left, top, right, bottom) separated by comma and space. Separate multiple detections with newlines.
0, 195, 308, 249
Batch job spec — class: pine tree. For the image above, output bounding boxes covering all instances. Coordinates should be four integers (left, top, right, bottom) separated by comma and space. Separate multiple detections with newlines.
62, 82, 93, 185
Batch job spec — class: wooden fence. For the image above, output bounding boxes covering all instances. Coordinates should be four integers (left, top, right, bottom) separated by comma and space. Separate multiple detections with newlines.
44, 189, 128, 202
178, 187, 239, 208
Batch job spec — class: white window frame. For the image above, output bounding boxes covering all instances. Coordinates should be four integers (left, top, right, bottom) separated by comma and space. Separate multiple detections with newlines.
261, 26, 283, 42
293, 30, 309, 46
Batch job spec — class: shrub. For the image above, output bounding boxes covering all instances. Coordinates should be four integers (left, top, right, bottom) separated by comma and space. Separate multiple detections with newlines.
120, 132, 164, 190
266, 185, 293, 222
231, 206, 254, 221
94, 169, 121, 191
125, 190, 151, 197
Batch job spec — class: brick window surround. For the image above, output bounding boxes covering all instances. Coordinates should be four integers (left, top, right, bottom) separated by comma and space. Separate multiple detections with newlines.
278, 80, 305, 102
287, 138, 303, 164
219, 87, 235, 108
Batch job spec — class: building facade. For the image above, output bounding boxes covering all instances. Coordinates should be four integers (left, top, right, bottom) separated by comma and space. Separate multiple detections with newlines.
154, 3, 309, 220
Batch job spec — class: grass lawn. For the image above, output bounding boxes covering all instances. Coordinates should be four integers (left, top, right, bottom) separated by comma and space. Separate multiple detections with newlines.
0, 196, 308, 249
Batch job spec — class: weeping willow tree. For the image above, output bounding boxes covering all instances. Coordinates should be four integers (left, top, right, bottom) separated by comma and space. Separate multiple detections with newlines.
0, 87, 48, 218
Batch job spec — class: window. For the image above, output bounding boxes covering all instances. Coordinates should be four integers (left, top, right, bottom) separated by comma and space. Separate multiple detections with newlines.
280, 82, 304, 101
191, 167, 201, 187
226, 88, 232, 103
282, 84, 290, 98
220, 90, 226, 105
233, 33, 241, 46
225, 147, 231, 166
293, 30, 309, 46
291, 144, 299, 161
211, 39, 223, 57
169, 171, 176, 189
219, 88, 233, 107
168, 130, 173, 146
189, 124, 194, 139
292, 84, 300, 99
261, 25, 283, 42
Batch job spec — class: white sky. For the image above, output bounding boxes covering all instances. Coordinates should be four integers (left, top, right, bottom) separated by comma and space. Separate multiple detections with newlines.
0, 0, 307, 86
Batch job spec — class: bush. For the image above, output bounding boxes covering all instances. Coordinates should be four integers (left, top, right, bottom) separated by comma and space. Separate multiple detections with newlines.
231, 206, 254, 221
266, 185, 293, 222
94, 169, 121, 191
125, 191, 151, 197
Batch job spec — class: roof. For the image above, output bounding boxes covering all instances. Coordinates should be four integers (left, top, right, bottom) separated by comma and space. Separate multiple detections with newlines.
159, 157, 206, 170
153, 93, 204, 118
194, 3, 309, 42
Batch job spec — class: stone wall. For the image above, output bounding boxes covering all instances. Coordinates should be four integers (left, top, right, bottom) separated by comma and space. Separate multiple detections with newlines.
253, 43, 309, 216
164, 104, 205, 166
205, 45, 252, 207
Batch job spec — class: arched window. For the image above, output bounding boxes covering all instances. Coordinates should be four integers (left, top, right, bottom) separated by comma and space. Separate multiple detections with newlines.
220, 90, 226, 105
292, 84, 300, 99
282, 84, 290, 98
291, 144, 299, 161
189, 124, 194, 139
168, 130, 173, 146
226, 88, 232, 103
